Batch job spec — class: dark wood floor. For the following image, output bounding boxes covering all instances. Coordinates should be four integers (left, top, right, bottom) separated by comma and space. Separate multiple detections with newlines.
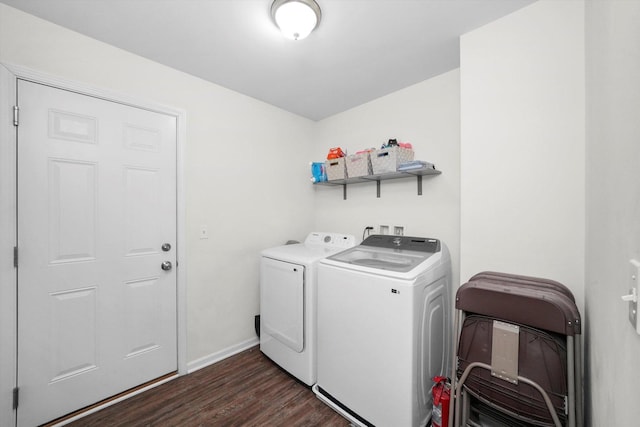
65, 346, 350, 426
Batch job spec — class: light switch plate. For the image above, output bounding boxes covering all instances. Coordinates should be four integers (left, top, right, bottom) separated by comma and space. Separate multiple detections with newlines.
629, 259, 640, 334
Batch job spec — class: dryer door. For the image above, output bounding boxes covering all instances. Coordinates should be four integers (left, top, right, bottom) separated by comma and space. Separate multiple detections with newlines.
260, 257, 305, 352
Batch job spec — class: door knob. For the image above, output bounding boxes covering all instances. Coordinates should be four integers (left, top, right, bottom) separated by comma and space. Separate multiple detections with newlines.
162, 243, 171, 252
161, 261, 173, 271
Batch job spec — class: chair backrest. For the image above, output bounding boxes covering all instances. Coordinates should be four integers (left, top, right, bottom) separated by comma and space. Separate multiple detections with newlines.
457, 274, 581, 336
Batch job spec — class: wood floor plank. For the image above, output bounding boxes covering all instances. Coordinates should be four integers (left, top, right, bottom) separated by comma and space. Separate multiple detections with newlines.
65, 346, 350, 426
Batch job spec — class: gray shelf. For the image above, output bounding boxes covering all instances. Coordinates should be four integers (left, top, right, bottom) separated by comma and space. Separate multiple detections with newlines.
314, 167, 441, 199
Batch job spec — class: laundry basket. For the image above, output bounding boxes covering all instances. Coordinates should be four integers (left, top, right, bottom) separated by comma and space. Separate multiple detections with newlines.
449, 272, 583, 427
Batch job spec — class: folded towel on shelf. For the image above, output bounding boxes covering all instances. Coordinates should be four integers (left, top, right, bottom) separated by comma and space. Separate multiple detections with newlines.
397, 160, 435, 171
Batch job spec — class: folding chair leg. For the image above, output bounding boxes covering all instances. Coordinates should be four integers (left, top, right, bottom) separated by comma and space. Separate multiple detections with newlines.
462, 388, 470, 425
575, 335, 583, 427
448, 310, 462, 427
568, 336, 575, 427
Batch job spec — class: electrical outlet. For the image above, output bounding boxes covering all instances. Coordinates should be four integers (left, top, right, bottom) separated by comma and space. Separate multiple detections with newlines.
379, 225, 389, 235
200, 225, 209, 239
394, 226, 404, 236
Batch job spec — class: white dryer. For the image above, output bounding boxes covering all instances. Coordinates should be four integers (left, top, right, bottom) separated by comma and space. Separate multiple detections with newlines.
260, 232, 356, 386
313, 235, 452, 427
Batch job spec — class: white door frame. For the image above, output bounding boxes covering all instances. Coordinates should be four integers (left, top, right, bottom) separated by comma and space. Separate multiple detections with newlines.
0, 62, 188, 426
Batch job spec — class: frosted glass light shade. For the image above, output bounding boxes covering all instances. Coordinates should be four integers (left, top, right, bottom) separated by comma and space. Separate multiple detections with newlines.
271, 0, 321, 40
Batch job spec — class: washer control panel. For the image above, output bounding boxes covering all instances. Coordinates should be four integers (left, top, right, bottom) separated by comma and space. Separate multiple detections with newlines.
361, 235, 440, 253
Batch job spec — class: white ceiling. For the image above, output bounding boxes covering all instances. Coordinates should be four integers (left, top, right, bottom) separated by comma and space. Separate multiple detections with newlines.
1, 0, 535, 121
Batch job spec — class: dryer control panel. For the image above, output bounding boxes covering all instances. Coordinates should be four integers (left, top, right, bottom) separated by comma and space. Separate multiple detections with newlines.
305, 232, 356, 249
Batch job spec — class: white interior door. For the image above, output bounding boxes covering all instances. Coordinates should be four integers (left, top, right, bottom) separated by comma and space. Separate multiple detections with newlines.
16, 79, 177, 426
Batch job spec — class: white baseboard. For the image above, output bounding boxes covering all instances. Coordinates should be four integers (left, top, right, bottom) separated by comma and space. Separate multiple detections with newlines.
187, 337, 259, 374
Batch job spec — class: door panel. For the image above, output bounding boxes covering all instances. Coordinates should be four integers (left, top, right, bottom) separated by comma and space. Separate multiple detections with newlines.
123, 277, 163, 357
124, 166, 161, 255
49, 286, 98, 382
17, 80, 177, 426
48, 159, 98, 263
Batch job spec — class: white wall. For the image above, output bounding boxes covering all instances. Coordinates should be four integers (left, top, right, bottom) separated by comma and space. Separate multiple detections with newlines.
585, 1, 640, 425
460, 0, 585, 313
0, 3, 315, 368
312, 70, 461, 287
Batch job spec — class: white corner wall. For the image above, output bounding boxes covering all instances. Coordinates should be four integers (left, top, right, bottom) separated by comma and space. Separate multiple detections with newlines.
585, 1, 640, 425
0, 2, 315, 369
460, 0, 585, 312
312, 70, 461, 287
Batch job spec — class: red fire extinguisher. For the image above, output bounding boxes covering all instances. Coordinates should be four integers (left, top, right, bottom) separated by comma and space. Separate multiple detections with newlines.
432, 376, 450, 427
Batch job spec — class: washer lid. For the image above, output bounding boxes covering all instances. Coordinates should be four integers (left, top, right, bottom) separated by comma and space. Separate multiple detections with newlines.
326, 235, 440, 273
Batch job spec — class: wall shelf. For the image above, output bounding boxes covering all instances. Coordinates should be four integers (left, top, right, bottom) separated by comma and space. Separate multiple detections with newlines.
314, 168, 441, 200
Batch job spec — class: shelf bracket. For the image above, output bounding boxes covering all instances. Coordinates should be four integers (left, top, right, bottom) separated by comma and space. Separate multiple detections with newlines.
317, 168, 441, 199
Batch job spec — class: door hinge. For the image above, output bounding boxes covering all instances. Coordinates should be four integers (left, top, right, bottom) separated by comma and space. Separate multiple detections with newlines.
13, 105, 19, 126
12, 387, 19, 409
13, 246, 18, 268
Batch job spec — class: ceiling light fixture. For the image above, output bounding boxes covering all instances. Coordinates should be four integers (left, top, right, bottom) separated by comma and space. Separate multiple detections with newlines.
271, 0, 321, 41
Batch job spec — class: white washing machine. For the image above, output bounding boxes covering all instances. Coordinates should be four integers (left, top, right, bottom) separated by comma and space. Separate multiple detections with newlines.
260, 231, 356, 386
312, 235, 452, 427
